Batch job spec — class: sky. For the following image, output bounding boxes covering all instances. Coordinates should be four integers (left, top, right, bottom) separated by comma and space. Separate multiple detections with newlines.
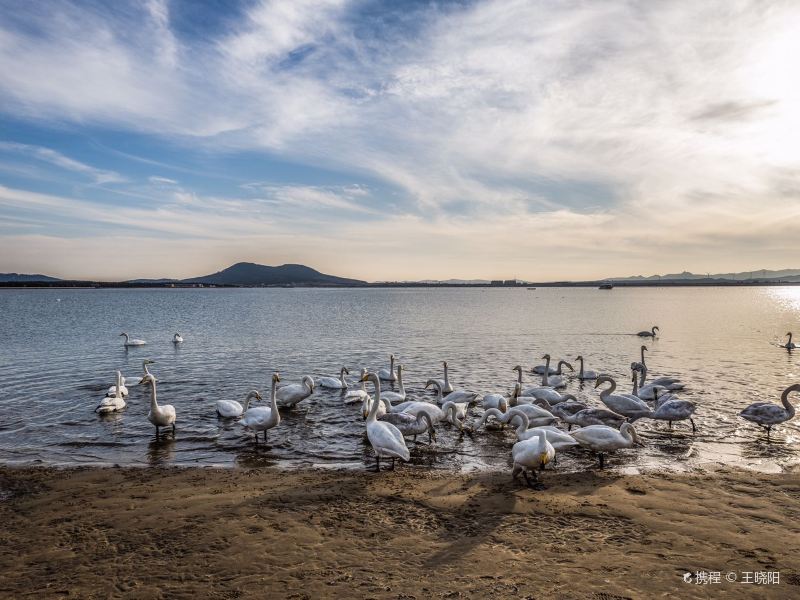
1, 0, 800, 282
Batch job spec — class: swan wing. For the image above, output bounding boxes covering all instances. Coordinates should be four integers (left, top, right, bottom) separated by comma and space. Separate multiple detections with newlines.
217, 400, 243, 417
367, 421, 410, 461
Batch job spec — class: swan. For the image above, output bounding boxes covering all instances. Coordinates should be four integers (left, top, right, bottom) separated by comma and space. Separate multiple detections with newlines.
96, 371, 127, 413
782, 332, 796, 350
173, 333, 183, 344
739, 383, 800, 436
570, 422, 644, 468
539, 355, 568, 389
650, 389, 697, 431
400, 399, 463, 429
379, 411, 436, 443
517, 377, 569, 404
137, 359, 156, 384
141, 374, 176, 437
634, 361, 684, 393
480, 399, 557, 428
106, 375, 129, 397
241, 374, 281, 442
575, 356, 598, 380
425, 379, 477, 422
595, 376, 652, 421
561, 408, 627, 430
637, 326, 659, 338
431, 361, 455, 394
378, 354, 397, 381
318, 367, 350, 390
276, 375, 315, 408
361, 394, 392, 419
120, 332, 146, 347
217, 390, 261, 418
361, 372, 410, 470
482, 392, 509, 412
511, 431, 555, 488
380, 364, 407, 403
478, 408, 576, 449
548, 399, 589, 421
344, 368, 370, 403
532, 355, 572, 377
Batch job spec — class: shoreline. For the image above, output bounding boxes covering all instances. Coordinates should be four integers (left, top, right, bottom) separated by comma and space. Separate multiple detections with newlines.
1, 466, 798, 598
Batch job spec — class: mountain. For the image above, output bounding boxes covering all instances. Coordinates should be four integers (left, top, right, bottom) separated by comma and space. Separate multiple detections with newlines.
125, 278, 180, 284
182, 262, 365, 286
608, 268, 800, 282
0, 272, 61, 282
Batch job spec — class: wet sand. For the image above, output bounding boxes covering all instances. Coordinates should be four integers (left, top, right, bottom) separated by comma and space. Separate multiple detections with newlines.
1, 466, 798, 599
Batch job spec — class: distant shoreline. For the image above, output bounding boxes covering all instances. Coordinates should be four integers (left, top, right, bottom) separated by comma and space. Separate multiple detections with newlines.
3, 279, 800, 289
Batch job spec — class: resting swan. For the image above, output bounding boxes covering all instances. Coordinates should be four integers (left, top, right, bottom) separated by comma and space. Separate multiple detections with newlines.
739, 383, 800, 436
378, 354, 397, 381
570, 422, 644, 468
318, 367, 349, 390
120, 332, 146, 347
595, 375, 652, 421
96, 371, 127, 413
141, 373, 176, 437
276, 375, 315, 408
241, 374, 281, 442
362, 372, 410, 470
217, 390, 261, 418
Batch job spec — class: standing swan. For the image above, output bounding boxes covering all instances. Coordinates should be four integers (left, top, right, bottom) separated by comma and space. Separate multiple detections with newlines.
379, 411, 436, 443
511, 431, 555, 488
378, 354, 398, 381
276, 376, 315, 408
318, 367, 350, 390
595, 376, 651, 421
637, 326, 659, 338
783, 333, 796, 350
120, 332, 146, 347
241, 374, 281, 442
362, 372, 410, 471
217, 390, 261, 418
141, 374, 176, 437
432, 361, 454, 394
173, 333, 183, 343
651, 389, 697, 432
571, 423, 644, 468
96, 371, 127, 413
739, 383, 800, 437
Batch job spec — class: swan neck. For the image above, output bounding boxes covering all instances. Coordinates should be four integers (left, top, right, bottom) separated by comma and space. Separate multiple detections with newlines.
367, 376, 381, 422
397, 367, 405, 394
781, 386, 797, 416
149, 379, 158, 412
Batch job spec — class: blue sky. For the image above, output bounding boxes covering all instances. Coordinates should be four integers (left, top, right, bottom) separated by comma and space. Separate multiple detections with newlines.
1, 0, 800, 281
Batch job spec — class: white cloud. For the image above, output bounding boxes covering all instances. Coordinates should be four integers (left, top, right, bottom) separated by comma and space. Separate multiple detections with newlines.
0, 142, 125, 184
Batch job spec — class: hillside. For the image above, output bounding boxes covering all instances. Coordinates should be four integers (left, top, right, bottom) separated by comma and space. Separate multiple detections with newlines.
182, 262, 365, 286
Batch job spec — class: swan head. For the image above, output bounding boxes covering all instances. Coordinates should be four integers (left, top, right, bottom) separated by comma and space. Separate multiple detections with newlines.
622, 422, 645, 446
396, 364, 403, 373
640, 345, 648, 352
425, 378, 441, 390
653, 326, 659, 331
342, 366, 349, 375
541, 354, 550, 360
302, 375, 314, 391
442, 360, 448, 367
575, 355, 583, 361
787, 332, 793, 337
144, 359, 156, 365
594, 375, 613, 388
560, 394, 577, 402
272, 373, 281, 384
512, 365, 523, 372
559, 360, 574, 372
119, 332, 127, 337
141, 373, 156, 385
247, 390, 262, 401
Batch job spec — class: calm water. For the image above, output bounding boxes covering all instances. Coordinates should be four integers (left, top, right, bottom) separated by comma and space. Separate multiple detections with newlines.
1, 287, 799, 473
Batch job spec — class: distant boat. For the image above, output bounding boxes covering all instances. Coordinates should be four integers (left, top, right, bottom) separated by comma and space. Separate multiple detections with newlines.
527, 287, 537, 290
599, 283, 614, 290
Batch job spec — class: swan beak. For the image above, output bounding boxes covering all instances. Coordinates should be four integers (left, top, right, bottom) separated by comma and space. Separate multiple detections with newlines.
540, 453, 550, 465
360, 374, 368, 382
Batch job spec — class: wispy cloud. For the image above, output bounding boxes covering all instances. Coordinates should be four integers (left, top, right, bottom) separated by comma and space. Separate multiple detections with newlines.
0, 142, 125, 184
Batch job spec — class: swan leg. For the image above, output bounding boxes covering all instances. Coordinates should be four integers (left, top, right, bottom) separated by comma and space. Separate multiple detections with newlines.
155, 425, 160, 439
598, 453, 605, 469
389, 457, 396, 471
374, 456, 381, 472
172, 423, 176, 435
668, 421, 673, 429
263, 430, 268, 442
690, 418, 696, 432
766, 425, 772, 439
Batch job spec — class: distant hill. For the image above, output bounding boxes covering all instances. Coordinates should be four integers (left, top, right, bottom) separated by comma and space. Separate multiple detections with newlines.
125, 278, 180, 284
182, 262, 365, 286
608, 268, 800, 282
0, 272, 61, 282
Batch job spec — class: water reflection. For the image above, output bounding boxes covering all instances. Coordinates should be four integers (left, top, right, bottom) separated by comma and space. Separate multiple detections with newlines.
147, 437, 175, 465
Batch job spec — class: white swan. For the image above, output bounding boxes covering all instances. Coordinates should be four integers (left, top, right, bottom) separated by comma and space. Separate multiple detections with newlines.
637, 326, 659, 338
241, 374, 281, 442
173, 333, 183, 344
432, 361, 454, 394
517, 375, 570, 404
478, 408, 575, 449
561, 408, 627, 430
380, 364, 407, 403
650, 389, 697, 431
120, 332, 146, 347
575, 355, 598, 380
782, 332, 796, 350
595, 376, 652, 421
318, 367, 350, 390
400, 399, 463, 429
96, 371, 127, 414
217, 390, 261, 418
141, 374, 176, 437
538, 355, 568, 389
362, 372, 410, 470
137, 359, 156, 384
739, 383, 800, 436
344, 368, 370, 403
426, 379, 476, 422
482, 393, 509, 412
106, 374, 129, 397
378, 354, 397, 381
361, 394, 391, 419
511, 431, 555, 487
571, 422, 644, 468
379, 411, 436, 443
276, 375, 315, 408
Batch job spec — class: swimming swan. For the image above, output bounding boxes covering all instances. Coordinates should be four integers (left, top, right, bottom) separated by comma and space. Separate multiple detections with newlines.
637, 326, 659, 338
96, 371, 127, 413
318, 367, 350, 390
120, 332, 146, 347
575, 355, 598, 380
378, 354, 397, 381
241, 374, 281, 442
344, 368, 370, 403
432, 361, 454, 393
739, 383, 800, 436
783, 332, 796, 350
137, 359, 156, 384
276, 375, 315, 408
362, 372, 410, 470
173, 333, 183, 343
380, 364, 407, 403
217, 390, 261, 418
141, 374, 176, 437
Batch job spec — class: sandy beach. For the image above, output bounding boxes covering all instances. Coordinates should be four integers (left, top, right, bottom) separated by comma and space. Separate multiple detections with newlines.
0, 466, 798, 599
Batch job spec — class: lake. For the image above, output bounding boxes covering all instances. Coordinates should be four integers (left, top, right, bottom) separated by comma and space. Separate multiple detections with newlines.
1, 286, 798, 473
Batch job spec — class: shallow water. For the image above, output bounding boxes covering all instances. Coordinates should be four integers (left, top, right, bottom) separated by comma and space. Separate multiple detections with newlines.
1, 286, 799, 473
